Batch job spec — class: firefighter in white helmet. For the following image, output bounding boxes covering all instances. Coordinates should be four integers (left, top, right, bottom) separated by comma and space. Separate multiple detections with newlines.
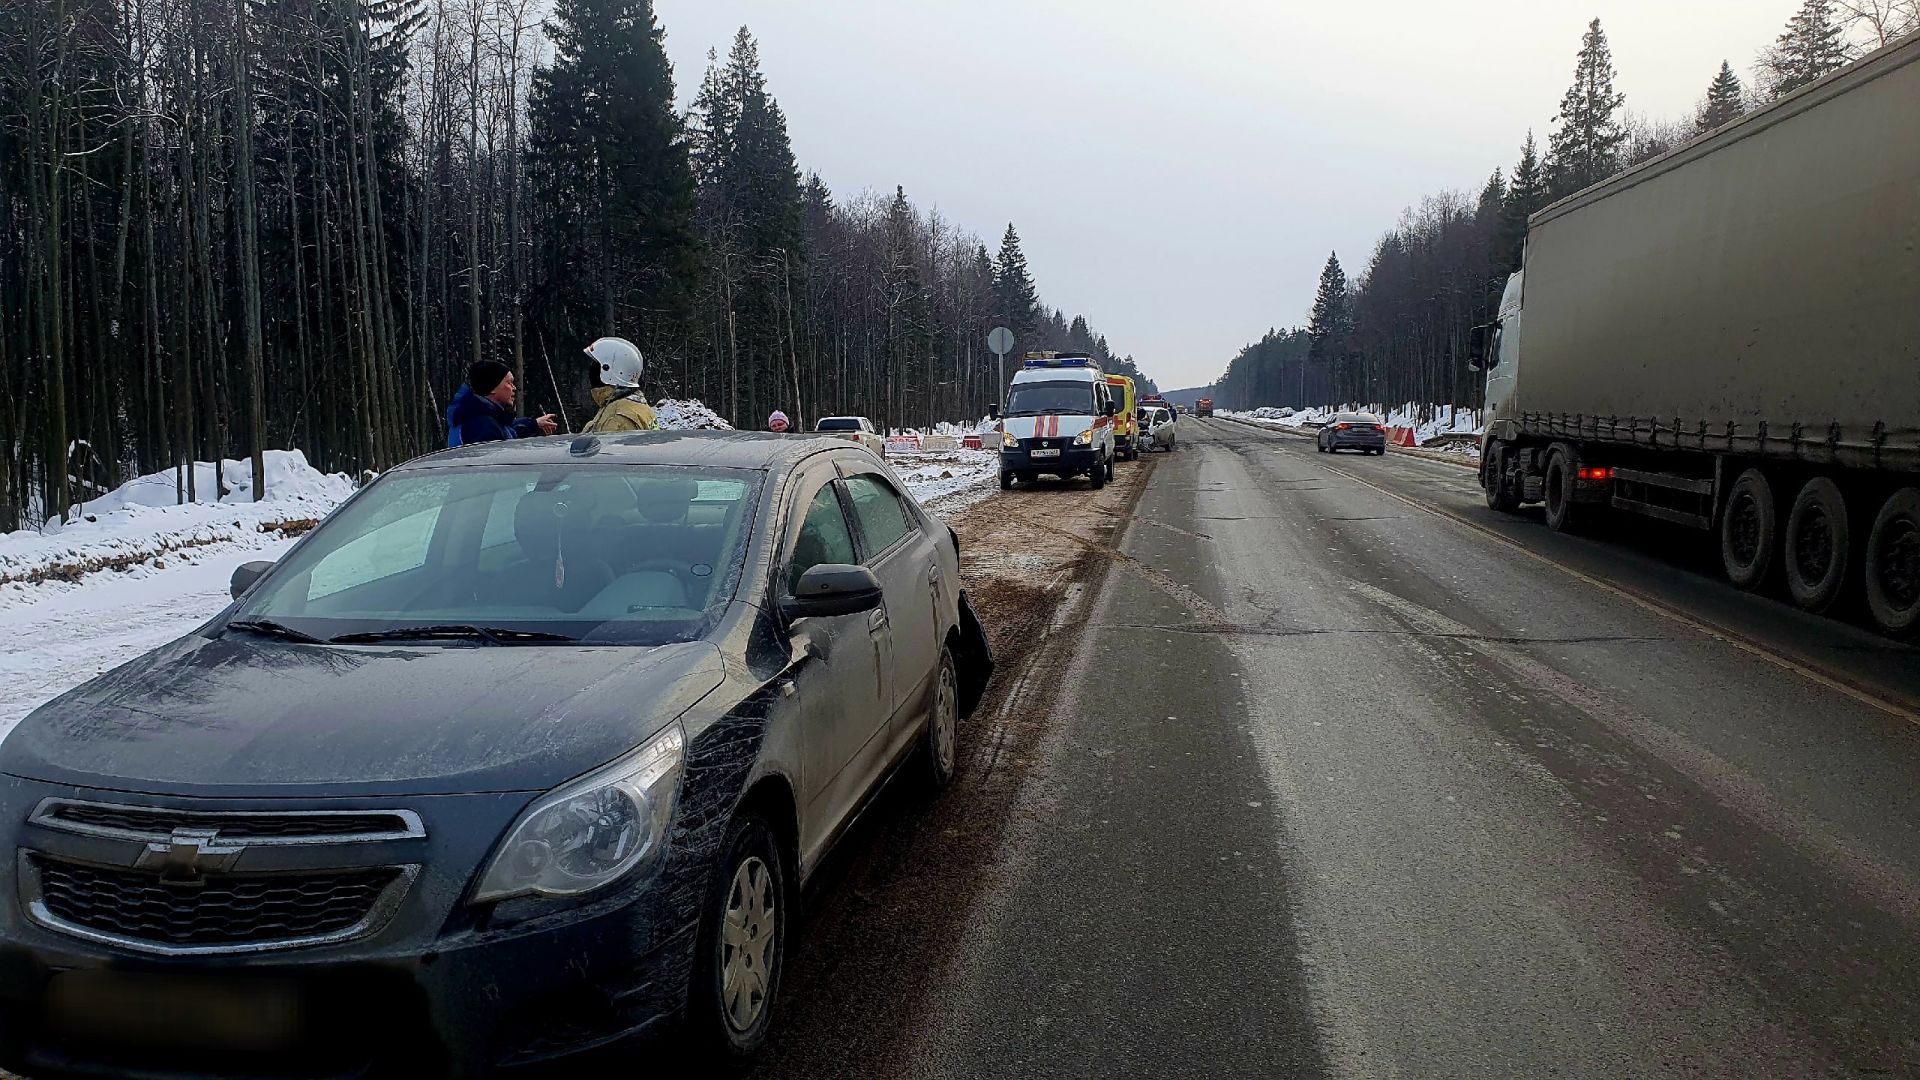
582, 337, 659, 434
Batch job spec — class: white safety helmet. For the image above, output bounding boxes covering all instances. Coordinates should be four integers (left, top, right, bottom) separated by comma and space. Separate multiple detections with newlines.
585, 337, 644, 389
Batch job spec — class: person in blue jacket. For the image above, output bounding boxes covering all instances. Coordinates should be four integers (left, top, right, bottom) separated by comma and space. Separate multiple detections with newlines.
447, 360, 557, 447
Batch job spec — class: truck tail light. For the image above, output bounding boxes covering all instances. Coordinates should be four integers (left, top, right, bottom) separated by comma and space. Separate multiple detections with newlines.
1578, 466, 1614, 482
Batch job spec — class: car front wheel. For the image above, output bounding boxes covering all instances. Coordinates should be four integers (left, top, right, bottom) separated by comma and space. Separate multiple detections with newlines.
689, 814, 787, 1061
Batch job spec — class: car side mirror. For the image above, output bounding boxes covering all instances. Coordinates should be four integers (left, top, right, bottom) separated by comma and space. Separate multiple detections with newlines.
988, 403, 1001, 420
783, 564, 883, 620
1104, 401, 1119, 417
230, 560, 275, 600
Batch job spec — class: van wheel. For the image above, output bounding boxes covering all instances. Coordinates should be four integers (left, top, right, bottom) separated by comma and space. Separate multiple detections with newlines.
1105, 455, 1116, 482
1865, 488, 1920, 635
1784, 477, 1849, 613
1720, 468, 1777, 591
919, 649, 960, 790
1089, 457, 1106, 489
999, 471, 1013, 490
688, 814, 787, 1062
1542, 449, 1579, 533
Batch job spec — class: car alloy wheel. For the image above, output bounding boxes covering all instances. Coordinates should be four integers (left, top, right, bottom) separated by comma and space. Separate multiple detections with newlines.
922, 650, 959, 790
720, 855, 777, 1034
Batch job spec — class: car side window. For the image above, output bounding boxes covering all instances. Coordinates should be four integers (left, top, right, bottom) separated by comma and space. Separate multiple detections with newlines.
843, 473, 914, 558
787, 482, 859, 595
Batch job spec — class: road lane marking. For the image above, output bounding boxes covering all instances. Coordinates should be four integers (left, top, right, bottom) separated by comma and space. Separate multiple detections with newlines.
1294, 453, 1920, 729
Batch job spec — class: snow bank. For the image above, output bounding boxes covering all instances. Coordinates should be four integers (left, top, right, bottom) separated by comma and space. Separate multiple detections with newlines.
1, 451, 355, 606
654, 399, 733, 430
889, 447, 1000, 514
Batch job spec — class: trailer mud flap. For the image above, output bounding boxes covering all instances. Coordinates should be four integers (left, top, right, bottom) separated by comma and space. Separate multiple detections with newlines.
954, 590, 995, 719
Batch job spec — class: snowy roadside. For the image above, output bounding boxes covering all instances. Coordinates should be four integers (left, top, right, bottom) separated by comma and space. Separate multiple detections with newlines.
1221, 403, 1484, 460
0, 435, 999, 738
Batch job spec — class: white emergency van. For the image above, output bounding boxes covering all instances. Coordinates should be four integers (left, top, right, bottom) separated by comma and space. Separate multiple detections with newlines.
994, 354, 1119, 490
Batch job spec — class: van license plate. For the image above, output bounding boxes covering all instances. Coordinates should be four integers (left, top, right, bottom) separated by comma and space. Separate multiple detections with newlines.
1030, 448, 1060, 458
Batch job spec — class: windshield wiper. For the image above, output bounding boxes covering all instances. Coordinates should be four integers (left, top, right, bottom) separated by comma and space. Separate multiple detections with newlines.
328, 624, 578, 646
225, 619, 327, 644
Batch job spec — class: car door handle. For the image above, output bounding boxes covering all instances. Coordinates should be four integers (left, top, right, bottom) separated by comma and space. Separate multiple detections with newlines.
867, 609, 889, 632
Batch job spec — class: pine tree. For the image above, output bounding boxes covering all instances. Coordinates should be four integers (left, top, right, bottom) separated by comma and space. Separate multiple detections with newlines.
528, 0, 697, 362
1697, 61, 1746, 132
1544, 19, 1627, 199
993, 223, 1039, 352
1307, 252, 1354, 398
1494, 132, 1545, 272
1760, 0, 1851, 99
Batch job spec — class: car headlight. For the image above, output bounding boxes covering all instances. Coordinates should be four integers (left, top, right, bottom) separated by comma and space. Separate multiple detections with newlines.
472, 724, 685, 903
1074, 428, 1095, 445
1001, 435, 1019, 449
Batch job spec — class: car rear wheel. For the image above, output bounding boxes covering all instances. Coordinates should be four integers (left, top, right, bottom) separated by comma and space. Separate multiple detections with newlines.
1720, 468, 1777, 590
1784, 477, 1850, 613
689, 814, 786, 1062
919, 649, 960, 791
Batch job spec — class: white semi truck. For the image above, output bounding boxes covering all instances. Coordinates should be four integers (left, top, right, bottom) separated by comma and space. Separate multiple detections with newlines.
1472, 33, 1920, 634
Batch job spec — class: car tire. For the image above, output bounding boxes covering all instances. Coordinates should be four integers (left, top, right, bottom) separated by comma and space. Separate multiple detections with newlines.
1720, 468, 1777, 590
1106, 455, 1116, 482
1089, 457, 1107, 489
999, 471, 1012, 490
688, 813, 787, 1063
919, 648, 960, 791
1784, 476, 1850, 613
1865, 488, 1920, 636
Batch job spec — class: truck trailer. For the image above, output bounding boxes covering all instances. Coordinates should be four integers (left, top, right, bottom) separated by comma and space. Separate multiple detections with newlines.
1473, 32, 1920, 635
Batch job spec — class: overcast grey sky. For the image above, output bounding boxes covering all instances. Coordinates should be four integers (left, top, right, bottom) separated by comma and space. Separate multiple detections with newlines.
654, 1, 1798, 390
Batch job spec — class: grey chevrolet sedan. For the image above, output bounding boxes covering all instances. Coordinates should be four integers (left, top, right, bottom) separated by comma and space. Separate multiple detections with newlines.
0, 431, 992, 1076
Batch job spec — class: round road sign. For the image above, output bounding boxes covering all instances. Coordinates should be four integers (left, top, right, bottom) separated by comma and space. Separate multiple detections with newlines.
987, 327, 1014, 356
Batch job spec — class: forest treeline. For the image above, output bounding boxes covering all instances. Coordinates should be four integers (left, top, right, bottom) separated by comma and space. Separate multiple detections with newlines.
0, 0, 1152, 527
1214, 0, 1916, 413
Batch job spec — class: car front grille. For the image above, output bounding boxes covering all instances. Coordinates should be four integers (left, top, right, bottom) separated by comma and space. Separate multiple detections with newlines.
40, 802, 417, 842
30, 856, 405, 952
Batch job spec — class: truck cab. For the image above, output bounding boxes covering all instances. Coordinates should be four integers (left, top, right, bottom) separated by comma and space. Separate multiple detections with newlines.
1483, 270, 1523, 427
996, 354, 1118, 491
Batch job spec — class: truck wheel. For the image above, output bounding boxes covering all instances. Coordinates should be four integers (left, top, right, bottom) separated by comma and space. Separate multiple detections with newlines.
1484, 444, 1520, 513
1784, 477, 1850, 613
1542, 450, 1580, 533
1865, 488, 1920, 635
1720, 468, 1777, 591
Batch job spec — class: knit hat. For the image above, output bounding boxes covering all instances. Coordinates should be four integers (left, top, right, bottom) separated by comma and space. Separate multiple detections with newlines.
768, 410, 790, 431
467, 359, 511, 396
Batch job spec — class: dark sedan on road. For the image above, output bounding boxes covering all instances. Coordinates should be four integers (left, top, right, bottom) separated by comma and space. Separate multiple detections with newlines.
1317, 412, 1388, 455
0, 431, 992, 1076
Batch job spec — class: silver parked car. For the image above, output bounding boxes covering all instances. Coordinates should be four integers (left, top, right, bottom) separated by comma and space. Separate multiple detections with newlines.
1139, 406, 1178, 452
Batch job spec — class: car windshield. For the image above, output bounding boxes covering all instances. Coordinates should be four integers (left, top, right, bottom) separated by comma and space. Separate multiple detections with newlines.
229, 464, 761, 646
1005, 380, 1096, 416
816, 418, 862, 432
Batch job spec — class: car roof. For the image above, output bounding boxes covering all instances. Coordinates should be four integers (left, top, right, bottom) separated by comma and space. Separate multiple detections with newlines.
816, 416, 868, 423
400, 430, 853, 473
1011, 367, 1100, 383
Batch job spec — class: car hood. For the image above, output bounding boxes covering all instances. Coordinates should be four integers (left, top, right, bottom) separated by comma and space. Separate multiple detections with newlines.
0, 634, 726, 797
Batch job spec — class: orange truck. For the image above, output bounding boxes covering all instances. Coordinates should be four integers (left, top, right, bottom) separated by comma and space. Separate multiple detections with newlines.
1105, 375, 1139, 461
1195, 397, 1214, 417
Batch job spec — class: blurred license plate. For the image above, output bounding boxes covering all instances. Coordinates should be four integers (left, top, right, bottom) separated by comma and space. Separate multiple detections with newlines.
1030, 448, 1061, 458
46, 970, 306, 1052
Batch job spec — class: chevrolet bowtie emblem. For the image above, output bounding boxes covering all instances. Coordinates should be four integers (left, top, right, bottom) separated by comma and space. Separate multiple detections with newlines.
133, 827, 245, 886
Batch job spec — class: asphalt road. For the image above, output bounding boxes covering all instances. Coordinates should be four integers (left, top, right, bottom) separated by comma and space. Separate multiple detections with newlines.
755, 417, 1920, 1079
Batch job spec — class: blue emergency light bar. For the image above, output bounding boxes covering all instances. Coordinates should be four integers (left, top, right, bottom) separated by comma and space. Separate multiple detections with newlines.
1023, 356, 1094, 368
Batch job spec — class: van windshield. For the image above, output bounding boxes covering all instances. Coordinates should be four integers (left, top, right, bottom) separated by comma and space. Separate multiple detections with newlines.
227, 465, 761, 646
1005, 381, 1096, 417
